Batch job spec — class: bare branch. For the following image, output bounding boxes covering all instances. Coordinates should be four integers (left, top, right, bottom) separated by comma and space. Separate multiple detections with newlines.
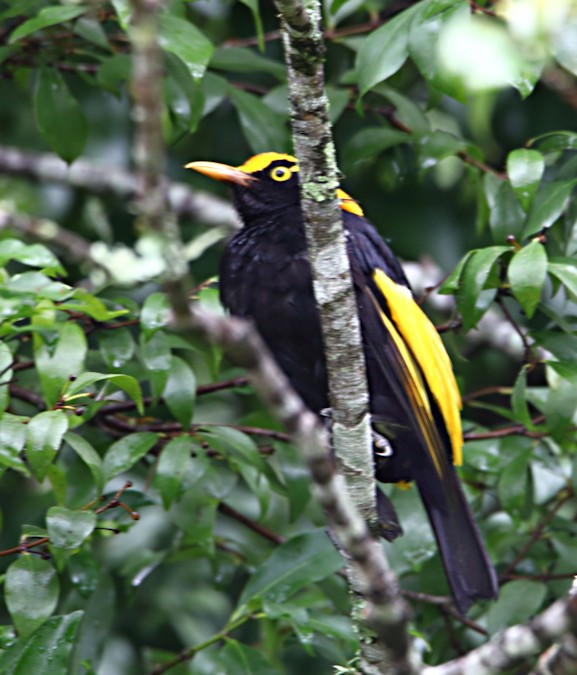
0, 144, 239, 230
423, 595, 577, 675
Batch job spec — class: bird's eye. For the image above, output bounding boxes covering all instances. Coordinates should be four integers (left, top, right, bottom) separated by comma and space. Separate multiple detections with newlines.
270, 166, 292, 182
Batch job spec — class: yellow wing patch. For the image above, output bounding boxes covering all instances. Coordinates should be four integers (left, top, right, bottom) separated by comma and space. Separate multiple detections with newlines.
373, 269, 463, 466
336, 188, 364, 216
237, 153, 298, 174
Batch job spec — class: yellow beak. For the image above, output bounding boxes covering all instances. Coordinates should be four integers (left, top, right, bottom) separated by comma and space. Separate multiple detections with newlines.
184, 161, 256, 186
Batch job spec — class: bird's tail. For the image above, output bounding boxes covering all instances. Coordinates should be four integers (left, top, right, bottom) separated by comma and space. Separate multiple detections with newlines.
415, 468, 498, 614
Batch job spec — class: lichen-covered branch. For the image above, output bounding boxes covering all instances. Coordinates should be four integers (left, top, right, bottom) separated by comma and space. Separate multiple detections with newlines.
423, 595, 577, 675
272, 2, 417, 673
273, 0, 376, 533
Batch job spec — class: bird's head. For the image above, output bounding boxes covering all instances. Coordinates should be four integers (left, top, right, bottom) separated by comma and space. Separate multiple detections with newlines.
185, 152, 363, 225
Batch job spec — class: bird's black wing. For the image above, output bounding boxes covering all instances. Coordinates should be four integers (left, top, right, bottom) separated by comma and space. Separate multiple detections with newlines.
343, 211, 498, 613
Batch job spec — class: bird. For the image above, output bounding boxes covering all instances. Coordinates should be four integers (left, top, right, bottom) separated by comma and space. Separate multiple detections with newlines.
186, 151, 498, 614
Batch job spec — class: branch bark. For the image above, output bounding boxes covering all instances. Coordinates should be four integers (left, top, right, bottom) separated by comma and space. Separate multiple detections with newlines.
272, 1, 416, 673
423, 595, 577, 675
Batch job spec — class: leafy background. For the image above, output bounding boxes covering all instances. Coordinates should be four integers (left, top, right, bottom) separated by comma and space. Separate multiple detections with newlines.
2, 0, 577, 673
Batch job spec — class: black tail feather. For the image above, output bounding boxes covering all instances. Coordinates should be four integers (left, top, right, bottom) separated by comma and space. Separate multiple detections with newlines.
415, 469, 498, 614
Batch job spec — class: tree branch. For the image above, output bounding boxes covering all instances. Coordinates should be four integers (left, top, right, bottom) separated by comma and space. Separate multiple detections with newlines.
423, 595, 577, 675
0, 144, 239, 231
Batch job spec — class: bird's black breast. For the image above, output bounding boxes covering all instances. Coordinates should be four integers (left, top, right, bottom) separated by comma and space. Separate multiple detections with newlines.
219, 213, 330, 412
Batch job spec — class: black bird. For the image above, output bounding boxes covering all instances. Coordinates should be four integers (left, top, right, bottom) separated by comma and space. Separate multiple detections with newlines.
186, 152, 498, 613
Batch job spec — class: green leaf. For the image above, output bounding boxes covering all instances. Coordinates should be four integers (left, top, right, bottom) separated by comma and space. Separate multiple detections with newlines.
154, 436, 193, 508
210, 47, 285, 79
66, 371, 144, 415
373, 84, 430, 133
140, 292, 170, 336
8, 6, 87, 43
415, 130, 465, 170
158, 15, 213, 81
162, 356, 196, 429
46, 464, 67, 506
34, 322, 87, 407
0, 239, 65, 273
102, 431, 157, 481
25, 410, 68, 481
552, 18, 577, 77
497, 446, 531, 517
64, 431, 104, 493
169, 488, 217, 547
511, 367, 533, 430
237, 0, 264, 51
506, 149, 544, 212
5, 556, 59, 638
220, 640, 280, 675
457, 246, 510, 330
229, 87, 289, 154
99, 328, 135, 370
0, 414, 29, 476
141, 331, 171, 397
34, 67, 87, 163
343, 127, 409, 166
236, 530, 342, 613
523, 180, 576, 238
488, 180, 526, 243
356, 2, 423, 95
486, 580, 546, 633
46, 506, 97, 549
61, 289, 129, 321
408, 0, 468, 101
529, 131, 577, 153
97, 54, 132, 94
508, 239, 547, 317
0, 342, 12, 413
548, 259, 577, 300
0, 611, 82, 674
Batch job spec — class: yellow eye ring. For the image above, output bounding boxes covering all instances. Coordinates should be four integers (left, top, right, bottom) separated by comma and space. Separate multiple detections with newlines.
270, 166, 292, 182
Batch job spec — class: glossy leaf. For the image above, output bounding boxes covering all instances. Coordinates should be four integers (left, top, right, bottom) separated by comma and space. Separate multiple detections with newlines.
64, 431, 104, 493
140, 292, 169, 336
25, 410, 68, 481
457, 246, 510, 330
0, 414, 29, 476
34, 322, 87, 407
99, 328, 135, 370
155, 436, 194, 508
158, 15, 213, 81
46, 506, 97, 549
486, 580, 546, 633
34, 67, 87, 163
497, 446, 531, 517
66, 371, 144, 415
0, 342, 12, 413
5, 556, 59, 638
506, 149, 544, 211
508, 239, 547, 317
548, 259, 577, 300
210, 47, 284, 79
220, 640, 280, 675
488, 180, 526, 243
236, 530, 343, 613
229, 87, 289, 154
356, 2, 423, 95
344, 128, 409, 166
162, 356, 196, 429
523, 180, 576, 238
0, 611, 82, 674
9, 6, 87, 43
408, 0, 468, 101
102, 431, 157, 481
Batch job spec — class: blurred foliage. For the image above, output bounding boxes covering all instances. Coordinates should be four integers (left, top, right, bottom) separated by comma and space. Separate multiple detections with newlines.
2, 0, 577, 673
